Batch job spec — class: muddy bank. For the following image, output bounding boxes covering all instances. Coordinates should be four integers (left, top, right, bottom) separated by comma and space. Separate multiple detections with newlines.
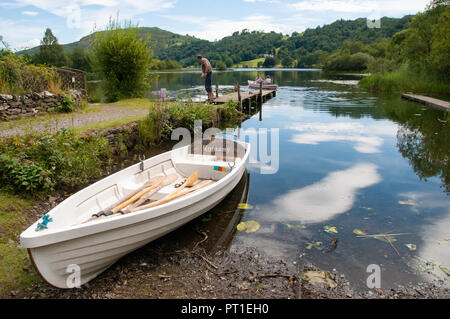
11, 177, 450, 299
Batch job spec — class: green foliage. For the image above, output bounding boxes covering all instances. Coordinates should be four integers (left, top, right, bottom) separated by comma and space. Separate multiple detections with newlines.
137, 103, 167, 145
57, 94, 76, 113
361, 2, 450, 94
0, 130, 112, 194
91, 18, 155, 102
262, 57, 276, 68
281, 56, 294, 68
150, 59, 182, 70
216, 61, 227, 71
68, 46, 92, 72
0, 53, 61, 95
138, 101, 243, 146
360, 63, 450, 94
33, 28, 69, 67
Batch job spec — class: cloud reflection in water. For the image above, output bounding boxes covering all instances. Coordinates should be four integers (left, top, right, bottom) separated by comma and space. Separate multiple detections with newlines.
258, 163, 382, 224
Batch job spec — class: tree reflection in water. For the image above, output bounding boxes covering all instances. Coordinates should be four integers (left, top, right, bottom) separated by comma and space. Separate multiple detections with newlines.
377, 97, 449, 194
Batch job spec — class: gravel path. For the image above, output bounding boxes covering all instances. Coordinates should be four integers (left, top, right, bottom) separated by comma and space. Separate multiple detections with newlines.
0, 104, 149, 138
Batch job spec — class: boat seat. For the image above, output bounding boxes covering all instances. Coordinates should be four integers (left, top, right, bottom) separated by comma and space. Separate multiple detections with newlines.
174, 156, 242, 181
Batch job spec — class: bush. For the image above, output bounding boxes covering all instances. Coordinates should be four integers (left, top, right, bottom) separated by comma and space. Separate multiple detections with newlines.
216, 61, 227, 71
0, 130, 112, 193
0, 54, 61, 95
57, 94, 76, 113
91, 18, 155, 102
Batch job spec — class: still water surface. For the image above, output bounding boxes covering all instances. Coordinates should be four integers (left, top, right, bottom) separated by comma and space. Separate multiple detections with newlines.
154, 69, 449, 291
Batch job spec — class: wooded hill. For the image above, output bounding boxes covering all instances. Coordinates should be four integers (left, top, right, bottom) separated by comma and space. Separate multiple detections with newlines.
18, 16, 413, 69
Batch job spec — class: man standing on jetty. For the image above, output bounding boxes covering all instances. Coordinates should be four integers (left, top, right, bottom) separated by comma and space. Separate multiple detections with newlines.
197, 55, 215, 102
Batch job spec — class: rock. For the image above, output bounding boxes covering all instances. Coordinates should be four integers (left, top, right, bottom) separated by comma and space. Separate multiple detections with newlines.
43, 91, 54, 97
0, 94, 13, 101
302, 270, 337, 289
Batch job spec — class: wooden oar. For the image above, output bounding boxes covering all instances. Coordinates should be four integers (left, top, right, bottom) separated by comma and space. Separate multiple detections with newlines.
85, 175, 168, 223
163, 171, 199, 200
127, 174, 178, 209
87, 176, 161, 222
129, 179, 213, 213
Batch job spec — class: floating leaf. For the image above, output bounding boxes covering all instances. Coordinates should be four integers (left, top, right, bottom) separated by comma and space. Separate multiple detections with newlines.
238, 203, 254, 210
237, 220, 260, 233
439, 265, 450, 277
306, 241, 323, 250
353, 229, 367, 235
286, 224, 307, 230
405, 244, 417, 251
398, 200, 417, 206
324, 226, 338, 234
302, 270, 337, 288
360, 206, 374, 211
373, 235, 397, 244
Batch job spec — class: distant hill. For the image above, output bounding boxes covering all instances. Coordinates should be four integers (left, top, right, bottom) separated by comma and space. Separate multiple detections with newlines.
18, 27, 209, 59
18, 16, 413, 67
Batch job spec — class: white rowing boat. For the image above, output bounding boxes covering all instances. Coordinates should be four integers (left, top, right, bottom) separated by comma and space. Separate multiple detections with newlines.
248, 80, 279, 90
20, 138, 250, 288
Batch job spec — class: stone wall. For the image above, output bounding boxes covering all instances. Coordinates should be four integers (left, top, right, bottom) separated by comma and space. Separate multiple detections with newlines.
0, 90, 83, 121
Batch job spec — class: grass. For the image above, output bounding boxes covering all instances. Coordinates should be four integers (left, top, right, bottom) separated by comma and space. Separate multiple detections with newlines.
0, 190, 42, 297
234, 58, 265, 68
74, 115, 147, 134
360, 64, 450, 97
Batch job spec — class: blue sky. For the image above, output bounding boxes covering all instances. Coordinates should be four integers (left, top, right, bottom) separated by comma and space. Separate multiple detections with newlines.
0, 0, 431, 51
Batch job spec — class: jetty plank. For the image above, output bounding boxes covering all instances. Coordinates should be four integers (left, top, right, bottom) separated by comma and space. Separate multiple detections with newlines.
214, 89, 276, 104
401, 93, 450, 111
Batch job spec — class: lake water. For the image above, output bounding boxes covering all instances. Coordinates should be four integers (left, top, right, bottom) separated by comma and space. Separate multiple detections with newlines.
154, 69, 449, 291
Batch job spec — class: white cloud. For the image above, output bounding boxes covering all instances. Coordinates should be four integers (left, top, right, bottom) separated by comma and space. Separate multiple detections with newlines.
164, 14, 295, 41
0, 19, 45, 50
4, 0, 176, 40
289, 0, 428, 16
21, 10, 39, 16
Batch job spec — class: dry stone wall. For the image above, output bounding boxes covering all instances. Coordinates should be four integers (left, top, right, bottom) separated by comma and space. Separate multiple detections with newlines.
0, 90, 83, 121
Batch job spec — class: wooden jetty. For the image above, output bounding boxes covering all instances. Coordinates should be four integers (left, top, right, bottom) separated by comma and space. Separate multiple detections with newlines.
213, 82, 277, 110
402, 93, 450, 111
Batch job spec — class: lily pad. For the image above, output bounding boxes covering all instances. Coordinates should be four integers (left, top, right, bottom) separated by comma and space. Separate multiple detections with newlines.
237, 220, 260, 233
238, 203, 254, 210
353, 229, 367, 235
405, 244, 417, 251
302, 270, 337, 288
398, 200, 417, 206
439, 265, 450, 277
306, 241, 323, 250
324, 226, 338, 234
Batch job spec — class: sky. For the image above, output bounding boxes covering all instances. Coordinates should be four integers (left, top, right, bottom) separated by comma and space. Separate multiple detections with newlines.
0, 0, 431, 51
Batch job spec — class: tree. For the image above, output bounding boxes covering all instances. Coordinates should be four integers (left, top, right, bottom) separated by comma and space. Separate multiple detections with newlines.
216, 61, 227, 71
262, 57, 276, 68
224, 57, 233, 68
69, 46, 92, 72
91, 18, 154, 102
33, 28, 68, 67
282, 56, 294, 68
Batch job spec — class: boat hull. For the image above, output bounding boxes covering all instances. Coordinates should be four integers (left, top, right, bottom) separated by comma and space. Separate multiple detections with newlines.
28, 162, 246, 288
248, 80, 278, 90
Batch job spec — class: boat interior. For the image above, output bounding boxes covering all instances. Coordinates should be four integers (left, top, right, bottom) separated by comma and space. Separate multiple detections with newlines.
68, 139, 247, 225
